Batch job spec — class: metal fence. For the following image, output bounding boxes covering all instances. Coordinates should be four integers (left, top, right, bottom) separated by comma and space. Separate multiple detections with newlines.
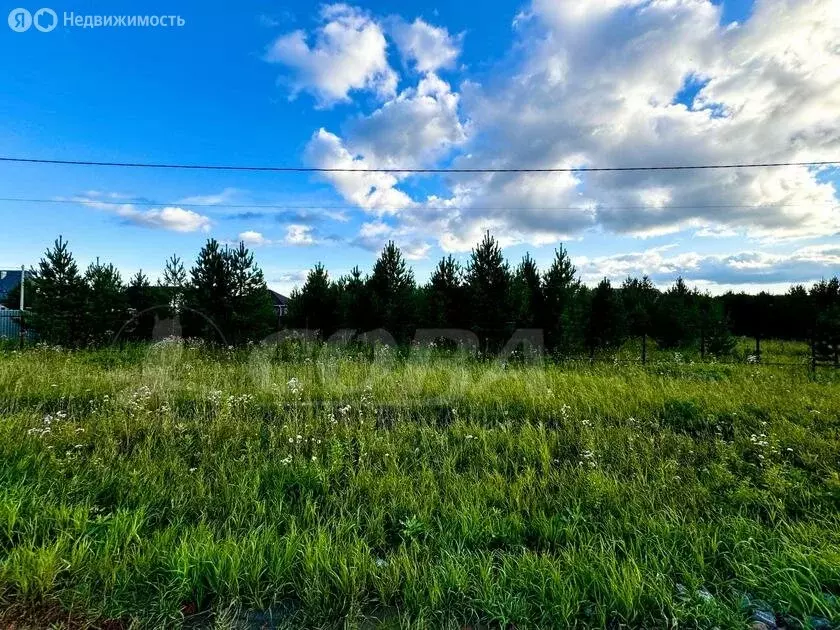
0, 309, 30, 342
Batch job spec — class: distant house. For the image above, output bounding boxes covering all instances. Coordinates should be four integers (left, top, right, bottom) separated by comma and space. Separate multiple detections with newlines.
268, 290, 289, 318
0, 269, 31, 307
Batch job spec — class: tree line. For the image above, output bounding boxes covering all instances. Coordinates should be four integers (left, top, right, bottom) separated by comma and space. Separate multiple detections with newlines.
285, 232, 840, 359
4, 236, 276, 347
4, 233, 839, 359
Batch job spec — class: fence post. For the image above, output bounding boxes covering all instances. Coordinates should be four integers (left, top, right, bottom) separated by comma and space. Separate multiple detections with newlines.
754, 334, 761, 364
18, 265, 25, 350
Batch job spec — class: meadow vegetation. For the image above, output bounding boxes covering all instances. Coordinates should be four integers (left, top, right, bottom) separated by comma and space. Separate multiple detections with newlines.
0, 341, 838, 628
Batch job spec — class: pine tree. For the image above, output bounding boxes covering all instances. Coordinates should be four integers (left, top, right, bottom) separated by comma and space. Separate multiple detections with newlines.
161, 253, 187, 317
337, 266, 369, 331
286, 263, 338, 338
29, 236, 88, 347
227, 242, 276, 343
701, 299, 736, 358
783, 284, 813, 341
465, 232, 513, 350
811, 277, 840, 365
542, 245, 583, 354
367, 241, 417, 343
126, 270, 156, 342
426, 255, 465, 329
621, 276, 658, 338
84, 258, 128, 346
653, 277, 700, 349
585, 278, 626, 353
162, 254, 187, 288
184, 239, 234, 343
512, 253, 543, 329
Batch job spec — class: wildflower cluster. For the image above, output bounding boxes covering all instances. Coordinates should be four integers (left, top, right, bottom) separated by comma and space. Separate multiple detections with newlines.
579, 449, 597, 469
27, 410, 67, 437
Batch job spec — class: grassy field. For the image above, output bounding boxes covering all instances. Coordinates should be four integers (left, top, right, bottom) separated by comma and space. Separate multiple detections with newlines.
0, 342, 838, 628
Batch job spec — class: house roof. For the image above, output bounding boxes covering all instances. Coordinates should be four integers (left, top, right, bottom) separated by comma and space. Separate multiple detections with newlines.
268, 289, 289, 305
0, 270, 29, 298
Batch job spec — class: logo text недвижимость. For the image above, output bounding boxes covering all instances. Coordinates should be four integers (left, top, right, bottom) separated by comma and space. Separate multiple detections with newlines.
7, 8, 185, 32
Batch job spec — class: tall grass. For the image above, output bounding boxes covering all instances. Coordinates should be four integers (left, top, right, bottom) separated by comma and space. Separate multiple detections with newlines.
0, 342, 837, 628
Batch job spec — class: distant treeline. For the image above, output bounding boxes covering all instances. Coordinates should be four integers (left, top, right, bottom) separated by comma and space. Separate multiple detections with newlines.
5, 233, 840, 358
285, 232, 839, 358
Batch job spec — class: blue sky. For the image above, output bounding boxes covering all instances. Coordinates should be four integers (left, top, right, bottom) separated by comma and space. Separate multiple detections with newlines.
1, 0, 837, 295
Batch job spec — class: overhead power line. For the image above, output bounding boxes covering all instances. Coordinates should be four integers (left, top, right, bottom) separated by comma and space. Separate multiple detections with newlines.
0, 197, 836, 212
0, 156, 838, 174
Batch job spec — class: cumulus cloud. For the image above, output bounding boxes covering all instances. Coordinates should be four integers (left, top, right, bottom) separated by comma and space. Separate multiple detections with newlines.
238, 230, 270, 246
303, 71, 468, 228
234, 226, 322, 247
574, 243, 840, 290
284, 224, 318, 245
265, 4, 397, 106
75, 195, 212, 233
348, 220, 431, 260
124, 207, 213, 233
438, 0, 840, 245
297, 0, 840, 254
346, 73, 469, 168
305, 128, 416, 214
388, 17, 462, 73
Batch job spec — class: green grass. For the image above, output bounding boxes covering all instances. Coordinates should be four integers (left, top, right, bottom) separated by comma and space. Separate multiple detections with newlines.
0, 342, 838, 628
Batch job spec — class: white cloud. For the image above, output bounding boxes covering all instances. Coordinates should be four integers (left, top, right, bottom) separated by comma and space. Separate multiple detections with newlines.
267, 269, 309, 295
346, 73, 469, 168
238, 230, 270, 246
440, 0, 840, 244
300, 0, 840, 253
127, 207, 212, 233
305, 128, 416, 214
573, 243, 840, 291
75, 195, 212, 233
303, 72, 468, 230
265, 4, 397, 106
284, 224, 317, 245
389, 17, 462, 73
348, 220, 431, 260
178, 188, 240, 206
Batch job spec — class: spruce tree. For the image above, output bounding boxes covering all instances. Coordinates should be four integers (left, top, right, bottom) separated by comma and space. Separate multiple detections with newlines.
29, 236, 88, 347
465, 232, 513, 350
